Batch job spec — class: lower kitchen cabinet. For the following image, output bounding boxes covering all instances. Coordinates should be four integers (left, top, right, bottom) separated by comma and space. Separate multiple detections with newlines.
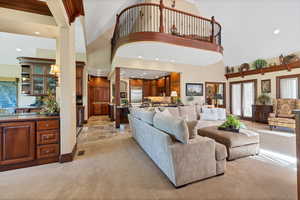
0, 116, 60, 172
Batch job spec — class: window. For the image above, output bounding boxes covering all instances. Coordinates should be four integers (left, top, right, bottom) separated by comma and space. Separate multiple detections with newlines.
277, 74, 300, 99
0, 81, 18, 109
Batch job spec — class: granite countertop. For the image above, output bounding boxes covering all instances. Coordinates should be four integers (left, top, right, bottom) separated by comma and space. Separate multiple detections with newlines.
0, 113, 59, 123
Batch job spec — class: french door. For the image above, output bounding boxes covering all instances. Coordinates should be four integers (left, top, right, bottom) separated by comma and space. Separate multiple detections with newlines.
230, 80, 257, 118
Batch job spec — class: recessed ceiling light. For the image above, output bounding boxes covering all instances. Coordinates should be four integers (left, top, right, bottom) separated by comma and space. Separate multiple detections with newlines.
273, 28, 280, 35
155, 58, 159, 61
138, 56, 142, 59
16, 48, 22, 52
171, 60, 175, 62
35, 31, 40, 35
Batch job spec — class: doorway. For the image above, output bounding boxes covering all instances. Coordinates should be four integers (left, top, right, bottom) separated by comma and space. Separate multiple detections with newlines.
88, 76, 110, 117
230, 80, 257, 119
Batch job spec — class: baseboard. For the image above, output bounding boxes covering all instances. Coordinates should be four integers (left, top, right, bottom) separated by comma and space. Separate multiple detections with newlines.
83, 120, 88, 124
59, 143, 77, 163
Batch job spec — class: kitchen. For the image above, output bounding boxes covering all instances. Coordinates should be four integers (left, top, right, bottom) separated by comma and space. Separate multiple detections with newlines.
0, 31, 86, 171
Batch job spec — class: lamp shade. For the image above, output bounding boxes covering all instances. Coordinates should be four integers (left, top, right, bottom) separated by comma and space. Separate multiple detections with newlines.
50, 65, 60, 75
171, 91, 178, 97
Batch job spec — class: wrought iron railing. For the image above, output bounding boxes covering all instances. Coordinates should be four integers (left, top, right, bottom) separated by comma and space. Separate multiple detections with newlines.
112, 1, 222, 54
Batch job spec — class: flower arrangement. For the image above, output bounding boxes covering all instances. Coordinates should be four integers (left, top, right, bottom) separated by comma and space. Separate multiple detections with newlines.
40, 90, 59, 116
257, 93, 271, 105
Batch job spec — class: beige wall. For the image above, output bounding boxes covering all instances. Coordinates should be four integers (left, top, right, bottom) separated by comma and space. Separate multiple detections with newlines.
36, 48, 86, 62
228, 51, 300, 105
228, 68, 300, 103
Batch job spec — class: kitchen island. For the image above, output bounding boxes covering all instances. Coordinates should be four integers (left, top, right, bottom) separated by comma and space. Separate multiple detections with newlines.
0, 113, 60, 171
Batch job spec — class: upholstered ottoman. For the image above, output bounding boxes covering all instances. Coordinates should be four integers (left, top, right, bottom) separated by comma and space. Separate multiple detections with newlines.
198, 126, 260, 160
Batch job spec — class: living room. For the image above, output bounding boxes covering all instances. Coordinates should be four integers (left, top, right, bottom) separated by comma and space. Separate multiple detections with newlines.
0, 0, 300, 199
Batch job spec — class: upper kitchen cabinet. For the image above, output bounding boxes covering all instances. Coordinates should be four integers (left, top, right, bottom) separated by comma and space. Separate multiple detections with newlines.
18, 57, 85, 96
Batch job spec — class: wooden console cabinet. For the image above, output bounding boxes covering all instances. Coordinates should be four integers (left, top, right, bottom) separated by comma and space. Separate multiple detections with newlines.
0, 115, 60, 171
252, 105, 273, 124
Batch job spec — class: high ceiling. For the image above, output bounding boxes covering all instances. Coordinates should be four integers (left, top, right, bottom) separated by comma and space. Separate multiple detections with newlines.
84, 0, 300, 66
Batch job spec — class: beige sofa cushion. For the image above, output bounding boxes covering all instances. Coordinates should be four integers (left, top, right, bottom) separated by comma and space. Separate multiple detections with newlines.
153, 112, 189, 144
186, 120, 198, 139
277, 99, 296, 115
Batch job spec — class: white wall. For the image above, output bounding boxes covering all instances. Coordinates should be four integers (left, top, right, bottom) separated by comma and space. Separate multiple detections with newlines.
199, 0, 300, 66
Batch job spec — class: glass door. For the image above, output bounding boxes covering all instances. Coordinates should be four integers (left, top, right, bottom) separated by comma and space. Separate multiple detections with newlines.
242, 82, 255, 118
231, 83, 241, 116
231, 80, 256, 118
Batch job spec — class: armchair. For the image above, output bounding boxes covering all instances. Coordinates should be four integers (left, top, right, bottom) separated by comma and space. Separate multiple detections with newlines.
268, 99, 300, 130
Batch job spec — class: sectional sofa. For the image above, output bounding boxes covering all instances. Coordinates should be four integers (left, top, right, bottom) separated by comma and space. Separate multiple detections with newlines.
128, 106, 228, 187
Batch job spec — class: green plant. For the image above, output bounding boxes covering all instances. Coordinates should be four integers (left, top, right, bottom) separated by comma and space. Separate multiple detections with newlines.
219, 115, 244, 129
40, 90, 59, 115
257, 93, 271, 105
252, 59, 268, 69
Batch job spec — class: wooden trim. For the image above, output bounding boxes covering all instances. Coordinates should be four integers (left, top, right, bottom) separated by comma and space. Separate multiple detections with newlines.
0, 0, 52, 16
205, 82, 226, 108
59, 143, 77, 163
0, 157, 59, 172
62, 0, 85, 24
292, 111, 300, 200
115, 68, 121, 128
225, 61, 300, 79
112, 32, 223, 59
229, 79, 257, 118
276, 74, 300, 98
17, 57, 85, 66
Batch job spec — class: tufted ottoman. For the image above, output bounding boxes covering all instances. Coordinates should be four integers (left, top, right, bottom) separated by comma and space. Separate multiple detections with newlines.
198, 126, 260, 160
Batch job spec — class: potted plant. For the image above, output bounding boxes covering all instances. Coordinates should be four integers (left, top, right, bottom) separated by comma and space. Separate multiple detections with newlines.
257, 93, 271, 105
40, 90, 59, 116
252, 59, 268, 69
218, 115, 244, 132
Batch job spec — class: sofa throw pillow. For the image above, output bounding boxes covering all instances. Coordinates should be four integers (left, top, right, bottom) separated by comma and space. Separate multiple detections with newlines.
153, 112, 189, 144
179, 106, 197, 121
216, 108, 226, 120
137, 110, 156, 125
166, 107, 181, 119
201, 108, 218, 121
186, 120, 198, 139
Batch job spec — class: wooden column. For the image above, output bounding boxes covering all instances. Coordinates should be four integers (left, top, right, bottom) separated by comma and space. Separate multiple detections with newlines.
159, 0, 164, 33
115, 67, 121, 128
293, 109, 300, 200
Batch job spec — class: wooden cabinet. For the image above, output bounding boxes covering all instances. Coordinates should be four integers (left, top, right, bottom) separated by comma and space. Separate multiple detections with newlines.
0, 122, 35, 165
18, 57, 85, 96
252, 105, 273, 124
0, 117, 60, 171
170, 72, 180, 97
76, 66, 84, 96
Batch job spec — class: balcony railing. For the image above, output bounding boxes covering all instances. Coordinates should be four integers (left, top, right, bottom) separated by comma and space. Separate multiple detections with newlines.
111, 1, 222, 56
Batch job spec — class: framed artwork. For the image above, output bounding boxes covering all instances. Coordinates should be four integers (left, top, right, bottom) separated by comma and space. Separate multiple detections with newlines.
261, 79, 271, 93
186, 83, 203, 96
120, 92, 127, 98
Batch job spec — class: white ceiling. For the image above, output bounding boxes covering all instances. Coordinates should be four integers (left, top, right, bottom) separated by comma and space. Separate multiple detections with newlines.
84, 0, 139, 44
0, 32, 56, 65
121, 68, 171, 79
83, 0, 300, 67
0, 19, 86, 65
115, 41, 223, 66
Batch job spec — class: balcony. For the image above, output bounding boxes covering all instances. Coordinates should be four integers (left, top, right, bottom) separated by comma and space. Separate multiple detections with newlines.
111, 1, 223, 64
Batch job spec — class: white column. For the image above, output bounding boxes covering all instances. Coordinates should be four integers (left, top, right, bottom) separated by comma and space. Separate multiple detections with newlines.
56, 24, 77, 155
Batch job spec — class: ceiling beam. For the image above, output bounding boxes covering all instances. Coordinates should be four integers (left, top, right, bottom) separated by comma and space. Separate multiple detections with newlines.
0, 0, 52, 16
62, 0, 85, 24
